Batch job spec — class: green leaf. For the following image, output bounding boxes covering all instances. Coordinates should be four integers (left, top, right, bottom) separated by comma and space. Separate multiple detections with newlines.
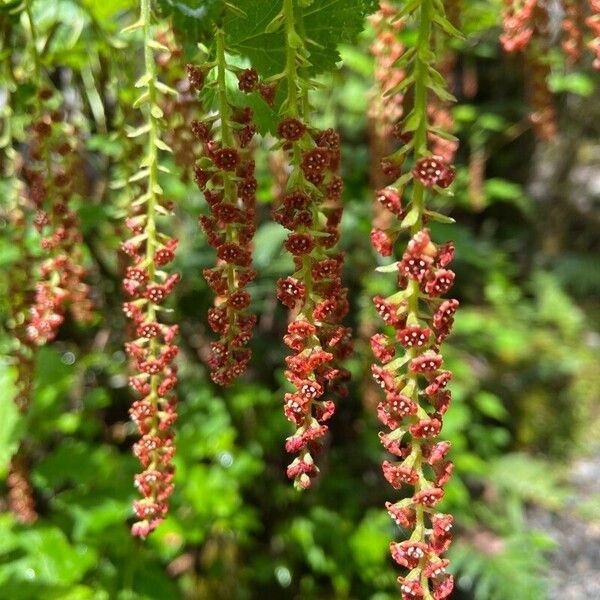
0, 366, 23, 477
375, 262, 399, 273
157, 0, 224, 51
424, 209, 455, 224
4, 528, 96, 586
225, 0, 379, 77
548, 72, 595, 97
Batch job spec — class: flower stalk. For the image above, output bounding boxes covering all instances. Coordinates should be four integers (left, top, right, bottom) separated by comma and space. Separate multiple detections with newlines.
122, 0, 180, 537
273, 0, 352, 489
370, 2, 459, 598
190, 29, 259, 385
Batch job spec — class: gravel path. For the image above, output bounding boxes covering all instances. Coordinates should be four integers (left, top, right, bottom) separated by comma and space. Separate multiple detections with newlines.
528, 451, 600, 599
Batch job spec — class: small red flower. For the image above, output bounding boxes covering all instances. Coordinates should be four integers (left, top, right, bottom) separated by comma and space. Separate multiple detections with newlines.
277, 117, 306, 141
238, 68, 258, 92
277, 277, 306, 308
371, 228, 394, 256
413, 487, 444, 506
284, 232, 315, 255
412, 155, 455, 188
301, 148, 330, 176
213, 147, 240, 171
186, 64, 205, 90
376, 188, 403, 216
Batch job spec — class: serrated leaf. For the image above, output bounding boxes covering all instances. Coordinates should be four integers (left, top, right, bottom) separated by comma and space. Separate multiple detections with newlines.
225, 0, 379, 78
157, 0, 224, 50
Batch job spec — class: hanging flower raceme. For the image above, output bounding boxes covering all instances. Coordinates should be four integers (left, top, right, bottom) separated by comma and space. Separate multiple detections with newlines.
122, 0, 180, 537
369, 2, 459, 598
587, 0, 600, 68
7, 450, 37, 524
500, 0, 537, 52
189, 31, 258, 386
273, 0, 352, 490
368, 1, 406, 163
500, 0, 557, 139
23, 90, 93, 345
561, 0, 585, 65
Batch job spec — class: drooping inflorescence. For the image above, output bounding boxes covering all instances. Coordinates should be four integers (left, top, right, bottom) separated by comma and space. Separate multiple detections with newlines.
272, 0, 352, 490
368, 1, 406, 188
561, 0, 585, 65
21, 13, 93, 347
190, 30, 258, 386
501, 0, 557, 139
121, 0, 180, 537
588, 0, 600, 68
369, 2, 458, 597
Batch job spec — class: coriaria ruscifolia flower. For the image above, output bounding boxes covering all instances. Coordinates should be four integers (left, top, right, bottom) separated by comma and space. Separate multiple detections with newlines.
189, 30, 258, 386
500, 0, 537, 52
7, 450, 37, 524
368, 2, 406, 185
370, 2, 459, 597
274, 0, 352, 490
501, 1, 557, 139
122, 0, 180, 538
588, 0, 600, 69
23, 91, 93, 346
561, 0, 585, 65
155, 29, 199, 182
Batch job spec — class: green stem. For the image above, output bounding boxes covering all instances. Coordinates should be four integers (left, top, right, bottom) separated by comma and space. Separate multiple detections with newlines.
24, 0, 42, 89
405, 1, 433, 597
215, 28, 238, 331
283, 0, 299, 117
140, 0, 160, 465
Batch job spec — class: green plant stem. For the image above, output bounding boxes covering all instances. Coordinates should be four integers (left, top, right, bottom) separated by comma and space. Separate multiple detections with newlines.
405, 0, 433, 597
215, 28, 238, 329
140, 0, 160, 467
24, 0, 42, 90
284, 0, 299, 117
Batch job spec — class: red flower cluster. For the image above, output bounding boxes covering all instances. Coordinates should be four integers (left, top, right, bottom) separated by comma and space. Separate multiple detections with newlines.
500, 2, 557, 140
189, 62, 258, 386
274, 122, 352, 489
23, 96, 93, 345
588, 0, 600, 69
7, 451, 37, 524
500, 0, 537, 52
122, 230, 180, 536
370, 147, 457, 597
561, 0, 585, 65
371, 226, 458, 599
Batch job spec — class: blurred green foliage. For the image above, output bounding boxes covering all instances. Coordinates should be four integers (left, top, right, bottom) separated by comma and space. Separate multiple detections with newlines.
1, 1, 599, 599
